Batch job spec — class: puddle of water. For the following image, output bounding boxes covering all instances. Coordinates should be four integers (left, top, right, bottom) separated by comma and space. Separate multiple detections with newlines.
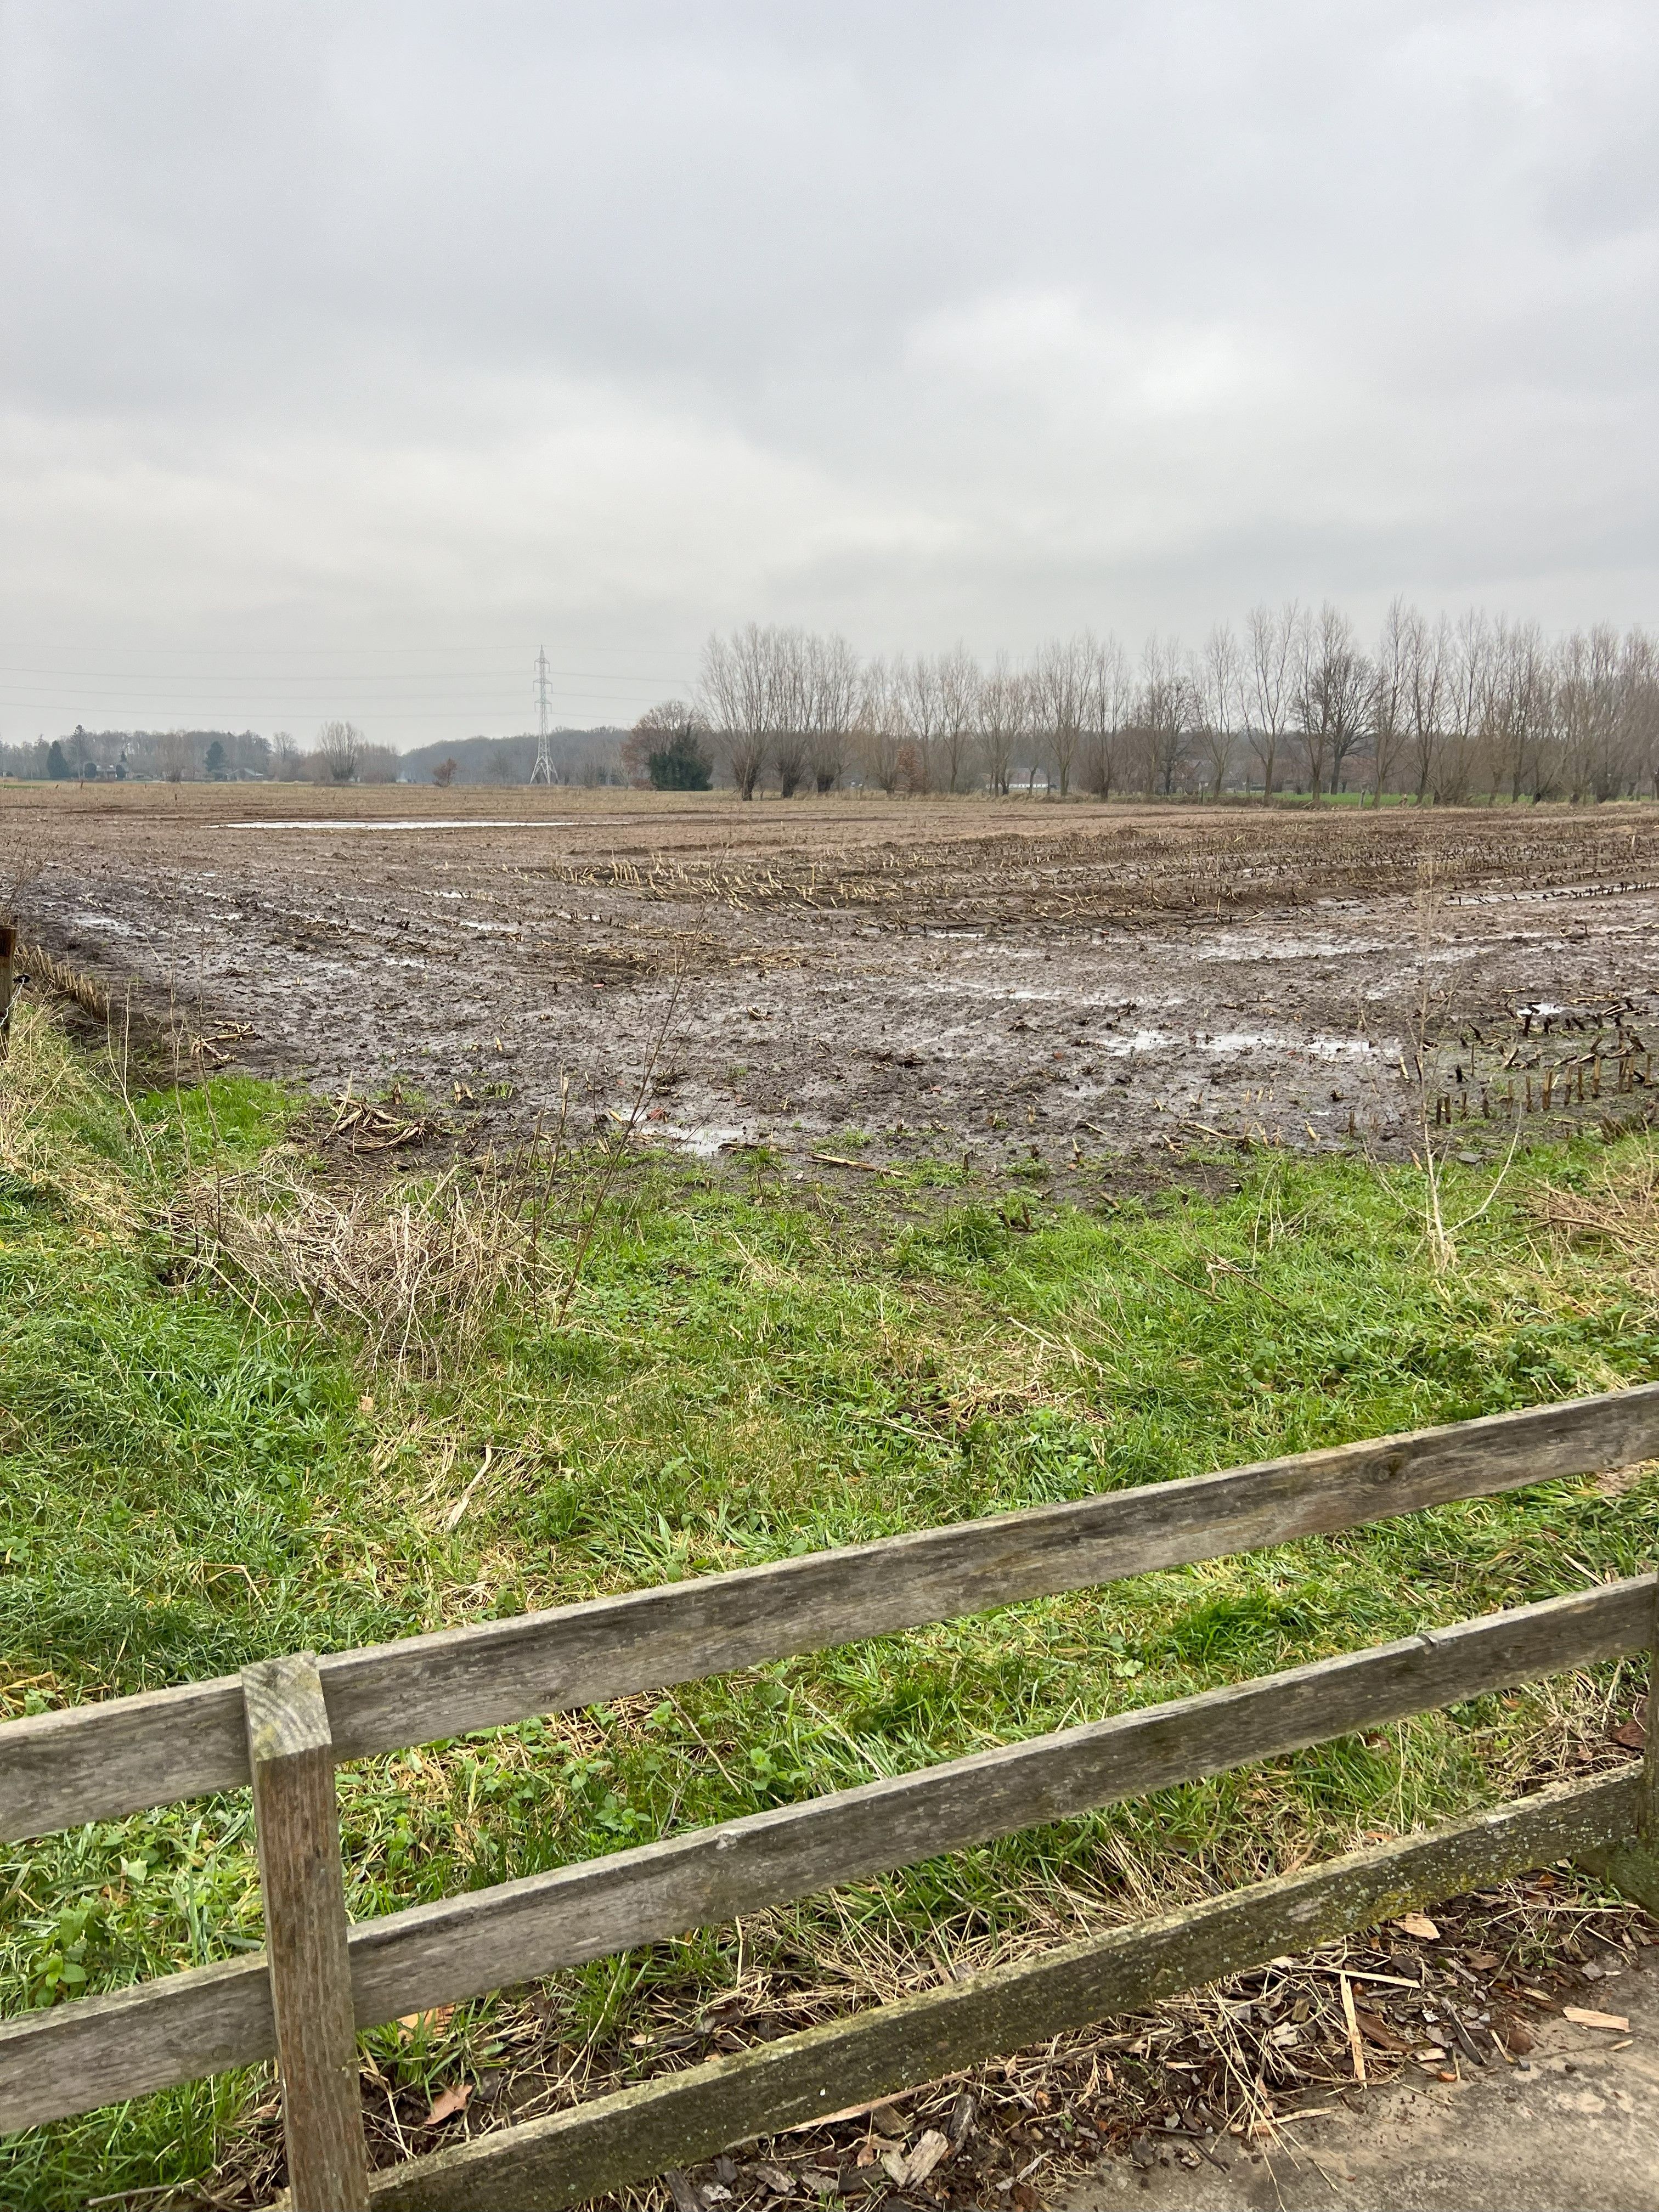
69, 912, 138, 936
1088, 1026, 1376, 1061
229, 819, 576, 832
1203, 1029, 1379, 1060
654, 1121, 753, 1158
1196, 932, 1391, 962
1096, 1029, 1176, 1056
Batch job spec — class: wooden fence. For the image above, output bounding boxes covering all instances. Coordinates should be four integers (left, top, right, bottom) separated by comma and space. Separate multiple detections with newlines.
3, 1387, 1658, 2210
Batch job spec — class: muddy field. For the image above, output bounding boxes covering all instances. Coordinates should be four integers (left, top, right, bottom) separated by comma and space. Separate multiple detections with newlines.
6, 783, 1658, 1176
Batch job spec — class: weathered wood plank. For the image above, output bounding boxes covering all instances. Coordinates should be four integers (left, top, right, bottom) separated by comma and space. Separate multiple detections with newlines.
0, 1673, 245, 1846
0, 1954, 272, 2134
319, 1384, 1659, 1764
343, 1576, 1652, 2023
244, 1656, 369, 2212
365, 1767, 1640, 2210
5, 1385, 1655, 1841
2, 1577, 1646, 2134
0, 923, 16, 1049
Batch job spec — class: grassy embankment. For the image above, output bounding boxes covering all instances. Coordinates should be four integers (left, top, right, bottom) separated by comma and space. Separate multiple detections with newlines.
1, 998, 1655, 2208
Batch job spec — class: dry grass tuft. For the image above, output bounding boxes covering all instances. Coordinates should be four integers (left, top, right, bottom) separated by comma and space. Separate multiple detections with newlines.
1534, 1145, 1659, 1301
168, 1149, 567, 1375
0, 998, 141, 1228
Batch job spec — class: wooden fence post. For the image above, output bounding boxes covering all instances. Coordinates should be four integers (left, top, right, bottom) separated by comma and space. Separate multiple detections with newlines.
0, 924, 15, 1054
244, 1653, 370, 2212
1579, 1568, 1659, 1915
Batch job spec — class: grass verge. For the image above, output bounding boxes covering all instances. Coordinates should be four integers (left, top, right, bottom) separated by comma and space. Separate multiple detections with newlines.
0, 1000, 1655, 2207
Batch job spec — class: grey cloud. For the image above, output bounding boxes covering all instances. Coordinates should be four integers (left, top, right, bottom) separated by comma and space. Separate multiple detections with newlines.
1, 1, 1655, 744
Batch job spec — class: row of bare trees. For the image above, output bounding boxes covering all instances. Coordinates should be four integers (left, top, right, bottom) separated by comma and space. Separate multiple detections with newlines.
674, 611, 1659, 803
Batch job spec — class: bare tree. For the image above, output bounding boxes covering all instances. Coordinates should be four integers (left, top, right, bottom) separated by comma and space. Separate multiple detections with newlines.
317, 720, 365, 784
1369, 597, 1410, 805
432, 757, 459, 787
1401, 612, 1446, 803
1080, 633, 1130, 799
1479, 617, 1553, 801
856, 657, 905, 794
1437, 611, 1488, 804
358, 743, 399, 784
271, 729, 301, 781
1293, 605, 1370, 800
1195, 625, 1240, 799
1244, 601, 1300, 802
1556, 625, 1624, 802
1137, 635, 1192, 796
698, 625, 772, 800
1618, 629, 1659, 799
808, 633, 860, 793
766, 629, 812, 799
975, 654, 1028, 797
1032, 637, 1086, 798
936, 645, 981, 794
895, 654, 945, 795
157, 730, 191, 784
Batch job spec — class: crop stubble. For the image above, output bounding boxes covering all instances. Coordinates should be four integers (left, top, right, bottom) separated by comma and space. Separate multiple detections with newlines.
7, 785, 1657, 1171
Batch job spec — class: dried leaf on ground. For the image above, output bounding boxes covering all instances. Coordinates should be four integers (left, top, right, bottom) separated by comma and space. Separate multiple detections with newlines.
903, 2130, 952, 2184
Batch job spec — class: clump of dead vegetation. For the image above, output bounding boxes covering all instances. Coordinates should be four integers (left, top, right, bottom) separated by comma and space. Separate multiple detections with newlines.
167, 1152, 560, 1373
1533, 1144, 1659, 1302
166, 1054, 663, 1375
167, 1124, 592, 1362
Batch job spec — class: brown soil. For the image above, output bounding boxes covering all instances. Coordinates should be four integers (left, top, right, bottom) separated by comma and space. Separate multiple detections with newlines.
5, 784, 1657, 1173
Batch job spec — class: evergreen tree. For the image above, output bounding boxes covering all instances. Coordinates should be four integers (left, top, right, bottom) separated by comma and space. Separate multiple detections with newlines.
647, 730, 714, 790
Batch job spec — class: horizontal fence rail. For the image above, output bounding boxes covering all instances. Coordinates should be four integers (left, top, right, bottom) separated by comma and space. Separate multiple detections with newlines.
2, 1573, 1651, 2134
364, 1768, 1645, 2212
5, 1383, 1657, 1843
2, 1386, 1655, 2212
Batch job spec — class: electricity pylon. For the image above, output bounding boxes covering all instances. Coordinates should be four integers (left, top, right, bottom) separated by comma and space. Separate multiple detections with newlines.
530, 647, 553, 784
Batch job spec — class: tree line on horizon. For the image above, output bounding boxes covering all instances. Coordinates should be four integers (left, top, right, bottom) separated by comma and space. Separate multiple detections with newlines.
633, 606, 1659, 805
0, 724, 404, 785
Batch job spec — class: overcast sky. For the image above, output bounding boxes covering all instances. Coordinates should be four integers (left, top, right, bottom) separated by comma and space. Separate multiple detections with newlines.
2, 1, 1656, 747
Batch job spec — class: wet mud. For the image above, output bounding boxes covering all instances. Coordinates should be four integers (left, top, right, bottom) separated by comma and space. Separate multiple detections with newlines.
7, 786, 1658, 1175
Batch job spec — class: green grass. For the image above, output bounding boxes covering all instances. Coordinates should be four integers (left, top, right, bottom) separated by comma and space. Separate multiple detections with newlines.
1, 1003, 1656, 2205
